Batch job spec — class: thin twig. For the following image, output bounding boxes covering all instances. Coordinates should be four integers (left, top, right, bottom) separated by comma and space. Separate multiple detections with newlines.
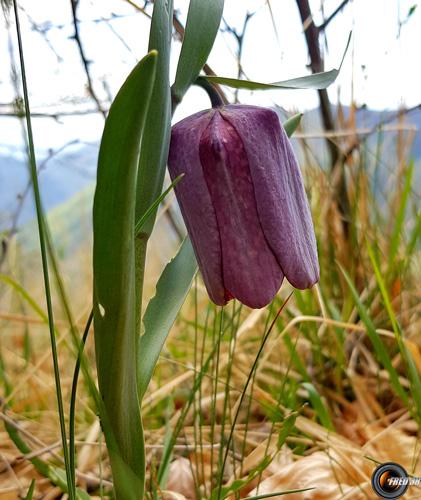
0, 108, 107, 118
70, 0, 106, 117
343, 103, 421, 161
318, 0, 351, 32
222, 11, 255, 102
295, 0, 350, 233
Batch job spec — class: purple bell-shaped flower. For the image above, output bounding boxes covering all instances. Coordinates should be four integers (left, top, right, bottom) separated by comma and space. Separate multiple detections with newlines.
168, 104, 319, 309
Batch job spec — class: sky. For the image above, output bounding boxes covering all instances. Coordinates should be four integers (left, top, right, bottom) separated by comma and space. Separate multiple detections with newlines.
0, 0, 420, 153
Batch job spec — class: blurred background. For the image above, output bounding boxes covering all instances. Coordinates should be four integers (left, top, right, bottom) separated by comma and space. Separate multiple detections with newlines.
1, 1, 420, 498
1, 0, 419, 243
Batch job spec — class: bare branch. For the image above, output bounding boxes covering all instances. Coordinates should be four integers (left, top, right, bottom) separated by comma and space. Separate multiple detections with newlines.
295, 0, 350, 230
70, 0, 106, 117
222, 11, 255, 102
318, 0, 351, 32
0, 107, 108, 118
343, 103, 421, 161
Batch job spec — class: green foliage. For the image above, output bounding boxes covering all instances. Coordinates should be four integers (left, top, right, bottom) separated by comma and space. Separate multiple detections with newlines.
339, 264, 408, 405
277, 413, 298, 449
135, 174, 184, 236
92, 50, 157, 499
367, 242, 421, 420
247, 490, 315, 500
24, 480, 35, 500
388, 160, 414, 269
209, 456, 271, 500
135, 0, 174, 236
172, 0, 225, 103
138, 237, 197, 399
3, 417, 89, 499
199, 32, 351, 91
283, 113, 303, 137
302, 382, 334, 431
8, 1, 421, 497
199, 69, 340, 91
407, 4, 417, 18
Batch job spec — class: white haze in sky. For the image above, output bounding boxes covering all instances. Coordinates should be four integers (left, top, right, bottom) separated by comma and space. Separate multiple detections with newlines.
0, 0, 419, 152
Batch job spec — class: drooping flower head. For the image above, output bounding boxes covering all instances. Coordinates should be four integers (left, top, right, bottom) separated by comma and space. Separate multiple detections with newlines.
168, 105, 319, 309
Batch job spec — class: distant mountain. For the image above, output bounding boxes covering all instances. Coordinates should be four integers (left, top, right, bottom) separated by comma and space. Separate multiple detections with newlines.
1, 106, 419, 237
0, 143, 98, 231
280, 105, 421, 199
280, 104, 421, 164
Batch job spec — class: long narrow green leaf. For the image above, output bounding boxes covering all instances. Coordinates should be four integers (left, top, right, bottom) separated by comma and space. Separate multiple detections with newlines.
302, 382, 334, 431
367, 243, 421, 419
0, 274, 50, 323
283, 113, 303, 137
135, 0, 173, 236
3, 417, 89, 500
388, 160, 414, 268
24, 480, 35, 500
138, 237, 197, 398
199, 71, 337, 91
277, 412, 298, 449
200, 32, 351, 92
134, 0, 174, 368
172, 0, 225, 103
210, 457, 271, 500
134, 174, 183, 235
93, 51, 157, 500
406, 211, 421, 260
69, 311, 94, 493
247, 489, 315, 500
157, 326, 224, 485
339, 265, 408, 404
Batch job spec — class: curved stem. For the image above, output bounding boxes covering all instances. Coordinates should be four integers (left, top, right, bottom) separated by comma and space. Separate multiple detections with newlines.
194, 77, 225, 108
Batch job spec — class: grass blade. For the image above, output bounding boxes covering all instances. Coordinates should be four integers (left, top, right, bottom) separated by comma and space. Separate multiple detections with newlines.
11, 2, 74, 496
247, 489, 315, 500
339, 264, 408, 404
24, 480, 35, 500
214, 294, 293, 499
388, 160, 414, 269
135, 174, 184, 236
2, 414, 89, 499
367, 242, 421, 419
302, 382, 334, 431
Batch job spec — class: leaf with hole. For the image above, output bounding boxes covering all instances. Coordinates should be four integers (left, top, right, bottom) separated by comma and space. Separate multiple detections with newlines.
138, 237, 197, 399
